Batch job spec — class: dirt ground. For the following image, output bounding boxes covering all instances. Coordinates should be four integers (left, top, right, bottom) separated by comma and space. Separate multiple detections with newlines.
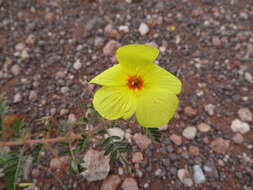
0, 0, 253, 190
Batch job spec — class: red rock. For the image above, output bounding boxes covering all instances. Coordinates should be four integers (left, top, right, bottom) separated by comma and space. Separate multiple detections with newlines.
132, 152, 143, 163
133, 133, 151, 150
121, 177, 138, 190
170, 134, 182, 146
103, 40, 120, 56
100, 175, 121, 190
104, 24, 119, 39
184, 106, 197, 118
210, 137, 230, 154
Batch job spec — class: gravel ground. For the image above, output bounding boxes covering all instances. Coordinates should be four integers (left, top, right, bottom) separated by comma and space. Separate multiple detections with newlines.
0, 0, 253, 189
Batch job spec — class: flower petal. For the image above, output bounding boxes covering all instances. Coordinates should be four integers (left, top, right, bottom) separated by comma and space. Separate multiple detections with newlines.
93, 86, 136, 120
136, 89, 179, 128
142, 64, 182, 94
89, 64, 127, 86
116, 44, 159, 73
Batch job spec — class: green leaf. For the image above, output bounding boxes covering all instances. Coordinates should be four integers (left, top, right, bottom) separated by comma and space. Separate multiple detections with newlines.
32, 144, 43, 164
143, 127, 161, 143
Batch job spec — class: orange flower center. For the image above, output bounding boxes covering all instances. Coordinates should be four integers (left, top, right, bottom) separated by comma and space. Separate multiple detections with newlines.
127, 75, 144, 90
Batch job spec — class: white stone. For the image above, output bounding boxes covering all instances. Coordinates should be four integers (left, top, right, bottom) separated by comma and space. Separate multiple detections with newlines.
68, 113, 77, 123
11, 64, 21, 76
231, 119, 250, 134
61, 87, 69, 94
81, 149, 110, 182
73, 59, 82, 70
14, 93, 22, 103
193, 165, 206, 184
139, 23, 149, 36
107, 127, 125, 140
204, 104, 215, 116
245, 72, 253, 83
29, 90, 37, 101
177, 169, 193, 187
182, 126, 197, 140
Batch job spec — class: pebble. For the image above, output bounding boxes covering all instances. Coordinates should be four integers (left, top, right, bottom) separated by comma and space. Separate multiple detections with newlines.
193, 165, 206, 184
139, 23, 149, 36
121, 177, 138, 190
31, 168, 40, 178
60, 109, 69, 116
118, 25, 129, 33
107, 127, 125, 140
212, 36, 221, 47
55, 71, 66, 78
85, 16, 105, 32
188, 145, 199, 156
237, 108, 252, 122
204, 104, 215, 116
133, 133, 151, 150
132, 152, 143, 163
104, 24, 119, 39
100, 175, 121, 190
81, 149, 110, 182
50, 156, 70, 169
25, 34, 36, 45
103, 40, 121, 56
232, 133, 244, 144
15, 43, 26, 51
68, 113, 77, 124
244, 72, 253, 83
182, 126, 197, 140
170, 134, 182, 145
231, 119, 250, 134
73, 59, 82, 70
14, 93, 22, 103
177, 169, 193, 187
61, 87, 69, 94
94, 37, 105, 47
210, 137, 230, 154
184, 106, 197, 118
197, 123, 211, 132
29, 90, 37, 101
11, 64, 21, 76
154, 168, 165, 177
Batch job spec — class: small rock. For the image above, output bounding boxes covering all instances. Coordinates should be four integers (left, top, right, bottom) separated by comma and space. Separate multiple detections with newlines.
29, 90, 37, 101
139, 23, 149, 36
133, 133, 151, 150
237, 108, 252, 122
118, 25, 129, 33
184, 106, 197, 117
103, 40, 121, 56
192, 9, 203, 17
101, 175, 121, 190
188, 145, 199, 156
60, 109, 69, 116
31, 168, 40, 178
94, 37, 105, 47
197, 123, 211, 133
212, 36, 221, 47
177, 169, 193, 187
50, 108, 57, 115
25, 34, 36, 45
204, 104, 215, 116
14, 93, 22, 103
81, 149, 110, 182
11, 64, 21, 76
170, 134, 182, 145
55, 71, 66, 78
107, 127, 125, 140
132, 152, 143, 163
121, 177, 138, 190
61, 87, 69, 94
193, 165, 206, 184
73, 59, 82, 70
85, 16, 105, 32
104, 24, 119, 39
182, 126, 197, 140
244, 72, 253, 83
50, 156, 70, 169
210, 137, 230, 154
15, 43, 26, 51
68, 113, 77, 124
231, 119, 250, 134
159, 124, 168, 131
154, 168, 165, 177
232, 133, 244, 144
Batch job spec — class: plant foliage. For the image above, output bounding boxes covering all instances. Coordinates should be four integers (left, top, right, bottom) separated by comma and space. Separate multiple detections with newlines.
143, 127, 161, 143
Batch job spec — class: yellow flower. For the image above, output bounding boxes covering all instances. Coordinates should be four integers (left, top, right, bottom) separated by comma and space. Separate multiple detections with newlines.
90, 44, 181, 128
